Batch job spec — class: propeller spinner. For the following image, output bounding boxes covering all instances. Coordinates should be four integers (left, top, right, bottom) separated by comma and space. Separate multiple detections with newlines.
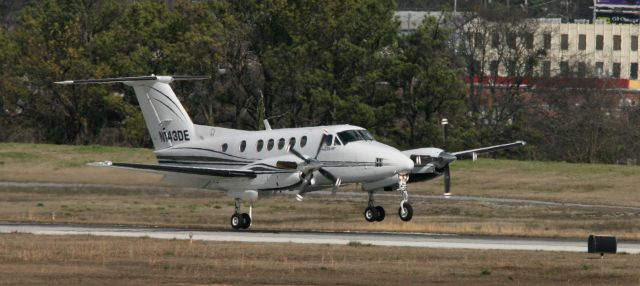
286, 130, 342, 201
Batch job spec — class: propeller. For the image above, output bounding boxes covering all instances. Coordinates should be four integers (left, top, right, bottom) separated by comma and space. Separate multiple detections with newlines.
286, 130, 342, 200
440, 118, 456, 197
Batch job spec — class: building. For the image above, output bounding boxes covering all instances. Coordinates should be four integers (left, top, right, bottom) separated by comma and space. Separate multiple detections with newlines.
396, 11, 640, 83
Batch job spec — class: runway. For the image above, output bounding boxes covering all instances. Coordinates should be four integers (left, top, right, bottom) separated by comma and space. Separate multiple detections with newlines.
2, 223, 640, 253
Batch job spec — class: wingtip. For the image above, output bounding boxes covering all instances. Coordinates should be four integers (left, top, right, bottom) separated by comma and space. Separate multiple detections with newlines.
54, 80, 74, 85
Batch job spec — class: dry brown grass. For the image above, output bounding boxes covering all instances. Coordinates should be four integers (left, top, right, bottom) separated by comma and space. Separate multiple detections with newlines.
0, 233, 638, 285
2, 143, 640, 239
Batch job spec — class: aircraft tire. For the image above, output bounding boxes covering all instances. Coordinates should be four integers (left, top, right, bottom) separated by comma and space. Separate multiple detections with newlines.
364, 207, 377, 222
398, 202, 413, 221
230, 213, 243, 230
241, 213, 252, 229
375, 206, 385, 222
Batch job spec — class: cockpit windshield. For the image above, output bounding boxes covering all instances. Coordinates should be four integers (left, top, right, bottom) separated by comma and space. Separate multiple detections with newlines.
337, 129, 375, 145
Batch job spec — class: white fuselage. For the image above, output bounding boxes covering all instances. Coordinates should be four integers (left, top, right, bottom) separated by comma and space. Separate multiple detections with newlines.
154, 124, 414, 192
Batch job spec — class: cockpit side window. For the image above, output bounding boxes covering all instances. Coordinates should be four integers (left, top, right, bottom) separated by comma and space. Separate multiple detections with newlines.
334, 136, 342, 145
324, 134, 333, 146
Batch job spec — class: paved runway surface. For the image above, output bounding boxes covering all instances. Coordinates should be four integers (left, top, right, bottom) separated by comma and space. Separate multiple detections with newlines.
2, 223, 640, 253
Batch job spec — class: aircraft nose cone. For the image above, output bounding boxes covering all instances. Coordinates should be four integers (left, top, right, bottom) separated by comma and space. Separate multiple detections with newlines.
398, 153, 415, 173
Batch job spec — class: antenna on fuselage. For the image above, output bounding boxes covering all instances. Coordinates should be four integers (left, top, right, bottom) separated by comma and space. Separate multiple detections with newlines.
263, 119, 272, 131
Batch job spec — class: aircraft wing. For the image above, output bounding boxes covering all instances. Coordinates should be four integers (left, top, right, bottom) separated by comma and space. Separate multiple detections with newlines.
88, 161, 258, 178
452, 141, 526, 160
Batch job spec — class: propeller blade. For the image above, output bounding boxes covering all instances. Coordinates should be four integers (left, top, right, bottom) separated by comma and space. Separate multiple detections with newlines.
443, 164, 451, 197
296, 177, 312, 201
286, 144, 309, 163
317, 168, 341, 195
314, 129, 330, 159
441, 118, 449, 150
331, 177, 342, 195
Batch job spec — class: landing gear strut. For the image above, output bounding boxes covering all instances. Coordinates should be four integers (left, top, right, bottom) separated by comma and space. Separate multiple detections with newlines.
398, 174, 413, 221
364, 192, 385, 222
230, 198, 252, 230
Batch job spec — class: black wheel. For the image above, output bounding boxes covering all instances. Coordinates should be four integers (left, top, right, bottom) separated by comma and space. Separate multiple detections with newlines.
398, 202, 413, 221
241, 213, 252, 229
364, 207, 377, 222
230, 213, 243, 230
375, 206, 385, 222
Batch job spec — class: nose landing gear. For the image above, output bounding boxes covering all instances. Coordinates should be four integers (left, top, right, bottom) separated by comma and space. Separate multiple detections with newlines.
230, 198, 252, 230
397, 173, 413, 221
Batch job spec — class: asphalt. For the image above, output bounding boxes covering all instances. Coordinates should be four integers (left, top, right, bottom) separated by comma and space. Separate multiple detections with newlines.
1, 222, 639, 254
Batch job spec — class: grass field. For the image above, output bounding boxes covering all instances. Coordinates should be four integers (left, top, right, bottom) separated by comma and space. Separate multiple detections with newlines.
0, 233, 638, 285
1, 143, 640, 239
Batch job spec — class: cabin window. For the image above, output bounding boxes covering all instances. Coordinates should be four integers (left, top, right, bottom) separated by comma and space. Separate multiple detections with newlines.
257, 139, 264, 152
267, 139, 274, 151
300, 136, 308, 148
289, 137, 296, 148
222, 143, 228, 152
278, 138, 285, 150
240, 140, 246, 152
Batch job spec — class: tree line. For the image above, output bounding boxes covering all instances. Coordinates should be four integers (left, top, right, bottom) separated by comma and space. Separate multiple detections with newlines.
1, 0, 639, 164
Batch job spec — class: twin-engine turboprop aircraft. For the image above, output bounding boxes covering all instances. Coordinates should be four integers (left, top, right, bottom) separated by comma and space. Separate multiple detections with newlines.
55, 76, 525, 230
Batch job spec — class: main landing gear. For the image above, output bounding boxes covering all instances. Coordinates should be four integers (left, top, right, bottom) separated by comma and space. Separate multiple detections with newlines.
230, 198, 252, 230
363, 174, 413, 222
364, 192, 386, 222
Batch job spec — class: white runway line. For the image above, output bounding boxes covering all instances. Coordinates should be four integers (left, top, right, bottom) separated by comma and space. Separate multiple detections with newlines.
1, 223, 640, 254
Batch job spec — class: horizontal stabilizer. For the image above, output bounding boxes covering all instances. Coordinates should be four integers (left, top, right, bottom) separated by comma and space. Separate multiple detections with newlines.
55, 75, 209, 85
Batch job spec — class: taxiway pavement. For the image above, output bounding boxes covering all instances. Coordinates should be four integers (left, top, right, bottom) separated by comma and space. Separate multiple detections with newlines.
2, 223, 639, 254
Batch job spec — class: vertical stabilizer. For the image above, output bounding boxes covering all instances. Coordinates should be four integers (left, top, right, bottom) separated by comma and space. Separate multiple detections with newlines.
55, 75, 207, 150
126, 77, 195, 150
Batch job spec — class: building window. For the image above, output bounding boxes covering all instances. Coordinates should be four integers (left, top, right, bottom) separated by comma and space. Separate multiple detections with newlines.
578, 34, 586, 50
525, 33, 534, 49
577, 62, 587, 78
613, 35, 621, 51
560, 61, 570, 76
491, 33, 500, 48
543, 33, 551, 50
490, 60, 499, 77
595, 62, 604, 76
631, 63, 638, 79
561, 34, 568, 50
267, 139, 274, 151
240, 140, 246, 152
542, 61, 551, 78
613, 63, 621, 78
474, 32, 483, 47
222, 143, 228, 152
300, 136, 307, 148
632, 36, 638, 51
256, 139, 264, 152
278, 138, 285, 150
470, 59, 481, 75
596, 35, 603, 50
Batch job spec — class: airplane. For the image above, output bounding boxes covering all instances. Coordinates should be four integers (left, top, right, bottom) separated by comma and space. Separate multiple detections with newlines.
55, 75, 525, 230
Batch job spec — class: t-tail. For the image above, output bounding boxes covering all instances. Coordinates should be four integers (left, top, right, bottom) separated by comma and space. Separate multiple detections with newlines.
55, 75, 208, 150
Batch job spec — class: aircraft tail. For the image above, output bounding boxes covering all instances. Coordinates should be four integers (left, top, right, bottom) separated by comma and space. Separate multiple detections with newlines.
56, 75, 208, 150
